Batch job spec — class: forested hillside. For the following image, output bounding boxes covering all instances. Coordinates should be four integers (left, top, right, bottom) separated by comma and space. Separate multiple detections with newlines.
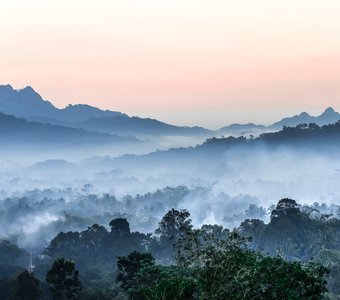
0, 199, 339, 299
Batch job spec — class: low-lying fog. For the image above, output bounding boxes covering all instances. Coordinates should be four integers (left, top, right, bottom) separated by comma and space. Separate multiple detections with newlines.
1, 139, 339, 252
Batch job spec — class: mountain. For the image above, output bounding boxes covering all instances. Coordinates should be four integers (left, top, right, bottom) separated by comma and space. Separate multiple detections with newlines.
0, 85, 56, 117
59, 104, 124, 122
315, 107, 340, 125
270, 107, 340, 129
217, 123, 267, 137
72, 115, 210, 136
217, 108, 340, 135
2, 84, 339, 138
0, 111, 138, 146
111, 121, 340, 171
0, 84, 210, 137
0, 84, 124, 122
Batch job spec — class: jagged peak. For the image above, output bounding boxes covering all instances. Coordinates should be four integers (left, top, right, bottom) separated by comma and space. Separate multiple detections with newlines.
0, 84, 13, 88
0, 84, 14, 92
65, 103, 96, 109
322, 107, 336, 115
298, 112, 310, 117
17, 86, 36, 93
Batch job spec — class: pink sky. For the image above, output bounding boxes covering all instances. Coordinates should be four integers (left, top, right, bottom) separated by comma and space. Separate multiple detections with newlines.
1, 0, 340, 128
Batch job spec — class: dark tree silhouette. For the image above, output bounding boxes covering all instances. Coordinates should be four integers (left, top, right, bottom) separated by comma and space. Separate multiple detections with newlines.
7, 271, 41, 300
271, 198, 300, 219
116, 251, 155, 292
109, 218, 131, 235
155, 209, 192, 241
46, 258, 82, 300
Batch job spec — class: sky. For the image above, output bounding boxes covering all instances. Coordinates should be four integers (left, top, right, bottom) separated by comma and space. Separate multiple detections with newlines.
1, 0, 340, 128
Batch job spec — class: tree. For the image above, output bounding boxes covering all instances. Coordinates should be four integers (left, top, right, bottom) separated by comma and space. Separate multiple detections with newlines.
117, 251, 196, 300
0, 240, 27, 267
117, 238, 328, 300
239, 218, 265, 248
245, 204, 267, 219
271, 198, 300, 219
154, 209, 193, 262
156, 209, 193, 241
138, 275, 196, 300
109, 218, 131, 235
117, 251, 155, 293
193, 234, 328, 299
44, 232, 81, 259
8, 271, 41, 300
46, 258, 82, 300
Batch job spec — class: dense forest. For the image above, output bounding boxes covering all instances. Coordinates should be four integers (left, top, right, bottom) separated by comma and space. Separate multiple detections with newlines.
0, 198, 339, 299
201, 121, 340, 151
1, 123, 340, 298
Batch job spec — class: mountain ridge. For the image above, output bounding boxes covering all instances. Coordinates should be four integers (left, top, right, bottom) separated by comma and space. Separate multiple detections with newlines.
1, 84, 339, 137
0, 111, 139, 146
0, 84, 210, 137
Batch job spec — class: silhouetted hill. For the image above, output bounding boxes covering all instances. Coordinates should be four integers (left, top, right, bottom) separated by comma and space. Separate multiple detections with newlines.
112, 122, 340, 168
2, 84, 339, 138
72, 115, 210, 136
270, 107, 340, 129
0, 112, 138, 146
203, 121, 340, 151
217, 123, 267, 137
0, 85, 56, 117
217, 108, 340, 134
0, 84, 211, 137
0, 84, 123, 122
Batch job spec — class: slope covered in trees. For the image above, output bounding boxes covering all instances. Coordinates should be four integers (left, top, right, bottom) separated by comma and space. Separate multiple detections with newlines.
0, 199, 339, 299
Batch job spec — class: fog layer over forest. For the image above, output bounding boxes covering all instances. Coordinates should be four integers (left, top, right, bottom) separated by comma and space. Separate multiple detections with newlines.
1, 88, 340, 297
1, 122, 340, 252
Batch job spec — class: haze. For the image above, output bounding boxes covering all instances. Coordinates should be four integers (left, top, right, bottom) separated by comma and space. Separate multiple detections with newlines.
1, 0, 340, 127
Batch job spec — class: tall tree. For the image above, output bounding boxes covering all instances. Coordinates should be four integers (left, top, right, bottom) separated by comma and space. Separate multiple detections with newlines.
46, 258, 82, 300
8, 271, 41, 300
155, 209, 193, 263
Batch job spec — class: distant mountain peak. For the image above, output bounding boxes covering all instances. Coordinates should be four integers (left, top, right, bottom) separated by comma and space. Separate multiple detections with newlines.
0, 84, 124, 122
321, 107, 336, 115
0, 84, 14, 90
65, 103, 97, 110
271, 107, 340, 129
0, 84, 15, 96
16, 85, 42, 98
298, 112, 310, 117
19, 85, 34, 92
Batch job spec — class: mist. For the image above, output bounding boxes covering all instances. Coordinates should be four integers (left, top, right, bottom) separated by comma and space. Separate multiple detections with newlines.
1, 129, 340, 252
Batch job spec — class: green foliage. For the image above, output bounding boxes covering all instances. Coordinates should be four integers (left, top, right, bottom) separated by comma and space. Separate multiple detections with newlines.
271, 198, 300, 219
117, 229, 328, 300
117, 251, 155, 296
39, 203, 337, 298
7, 271, 41, 300
139, 276, 196, 300
46, 258, 82, 300
44, 219, 148, 269
196, 248, 328, 299
238, 198, 340, 296
155, 209, 193, 240
315, 249, 340, 294
117, 253, 197, 300
79, 287, 121, 300
239, 198, 340, 260
154, 209, 193, 263
180, 230, 328, 299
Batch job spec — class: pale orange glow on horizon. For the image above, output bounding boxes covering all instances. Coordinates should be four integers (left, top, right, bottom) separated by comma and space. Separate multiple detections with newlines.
1, 0, 340, 127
